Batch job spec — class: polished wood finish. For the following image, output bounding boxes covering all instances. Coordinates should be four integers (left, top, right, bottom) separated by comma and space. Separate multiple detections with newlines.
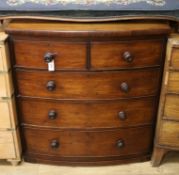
6, 20, 170, 165
16, 69, 161, 99
13, 40, 86, 70
152, 34, 179, 166
91, 39, 164, 69
5, 20, 171, 38
23, 126, 153, 157
18, 97, 156, 129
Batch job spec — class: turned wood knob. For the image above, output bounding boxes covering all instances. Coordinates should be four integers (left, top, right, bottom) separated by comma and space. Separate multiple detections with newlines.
122, 51, 133, 63
46, 81, 56, 91
51, 140, 60, 149
44, 52, 55, 63
120, 82, 129, 93
48, 110, 57, 120
118, 111, 127, 120
117, 139, 125, 148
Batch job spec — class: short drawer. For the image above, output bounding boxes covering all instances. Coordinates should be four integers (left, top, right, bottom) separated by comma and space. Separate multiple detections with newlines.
13, 40, 87, 70
159, 121, 179, 148
91, 39, 164, 69
0, 71, 14, 97
0, 96, 17, 129
170, 47, 179, 69
163, 95, 179, 121
18, 97, 156, 128
167, 71, 179, 93
0, 131, 16, 159
23, 126, 153, 157
16, 68, 160, 99
0, 43, 10, 72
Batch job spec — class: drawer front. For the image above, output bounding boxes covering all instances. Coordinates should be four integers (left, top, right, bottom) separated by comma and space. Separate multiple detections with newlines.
170, 48, 179, 69
91, 39, 164, 69
0, 131, 16, 159
16, 69, 160, 99
0, 44, 10, 72
23, 126, 153, 157
168, 71, 179, 93
164, 95, 179, 121
0, 71, 14, 97
14, 40, 87, 70
0, 97, 17, 129
18, 97, 156, 128
159, 121, 179, 147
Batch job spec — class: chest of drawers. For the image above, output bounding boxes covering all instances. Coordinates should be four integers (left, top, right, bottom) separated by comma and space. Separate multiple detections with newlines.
152, 34, 179, 166
6, 20, 170, 165
0, 32, 21, 165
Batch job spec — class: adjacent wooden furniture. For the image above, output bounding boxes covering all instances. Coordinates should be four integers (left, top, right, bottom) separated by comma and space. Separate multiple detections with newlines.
0, 32, 21, 165
152, 34, 179, 166
6, 20, 171, 165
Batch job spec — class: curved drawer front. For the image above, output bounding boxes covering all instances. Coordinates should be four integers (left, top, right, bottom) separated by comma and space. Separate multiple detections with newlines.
13, 40, 87, 70
23, 126, 153, 157
91, 39, 164, 69
19, 97, 156, 128
16, 69, 160, 99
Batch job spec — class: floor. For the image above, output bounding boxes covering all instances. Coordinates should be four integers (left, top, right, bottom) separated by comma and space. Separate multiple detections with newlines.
0, 152, 179, 175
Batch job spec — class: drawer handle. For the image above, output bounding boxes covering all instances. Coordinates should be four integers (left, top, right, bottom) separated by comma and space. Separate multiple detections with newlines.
122, 51, 133, 63
120, 82, 129, 93
46, 81, 56, 91
44, 52, 55, 63
48, 110, 57, 120
51, 140, 60, 149
117, 139, 125, 148
118, 111, 127, 120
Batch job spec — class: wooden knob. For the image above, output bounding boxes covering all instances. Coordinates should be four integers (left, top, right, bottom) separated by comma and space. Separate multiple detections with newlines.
122, 51, 133, 63
117, 139, 125, 148
51, 140, 60, 149
44, 52, 55, 63
46, 81, 56, 91
48, 110, 57, 120
120, 82, 129, 93
118, 111, 127, 120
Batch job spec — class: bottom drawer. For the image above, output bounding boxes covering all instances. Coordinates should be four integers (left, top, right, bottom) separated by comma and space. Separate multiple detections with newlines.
0, 131, 16, 159
159, 121, 179, 148
23, 126, 153, 157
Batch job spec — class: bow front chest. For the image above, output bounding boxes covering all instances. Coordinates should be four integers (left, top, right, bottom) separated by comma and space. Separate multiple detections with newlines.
5, 20, 170, 165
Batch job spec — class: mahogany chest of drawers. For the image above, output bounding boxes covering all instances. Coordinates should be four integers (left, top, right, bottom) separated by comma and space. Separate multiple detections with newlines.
5, 20, 170, 165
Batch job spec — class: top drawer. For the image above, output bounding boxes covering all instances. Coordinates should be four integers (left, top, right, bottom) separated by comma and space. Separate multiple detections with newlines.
0, 33, 10, 72
170, 47, 179, 69
91, 39, 164, 70
13, 40, 87, 70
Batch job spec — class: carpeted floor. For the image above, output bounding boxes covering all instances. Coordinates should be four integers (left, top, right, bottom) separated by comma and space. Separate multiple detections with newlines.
0, 152, 179, 175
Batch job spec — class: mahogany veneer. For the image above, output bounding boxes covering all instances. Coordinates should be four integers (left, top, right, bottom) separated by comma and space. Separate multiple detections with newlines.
6, 20, 170, 165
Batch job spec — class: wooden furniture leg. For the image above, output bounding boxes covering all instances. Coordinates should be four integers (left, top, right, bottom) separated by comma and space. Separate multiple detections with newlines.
151, 147, 169, 167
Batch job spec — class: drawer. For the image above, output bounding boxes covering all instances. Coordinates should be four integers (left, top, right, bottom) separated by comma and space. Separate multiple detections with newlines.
16, 68, 160, 99
0, 131, 16, 159
23, 126, 153, 157
18, 97, 156, 128
167, 71, 179, 93
0, 96, 17, 129
163, 95, 179, 121
91, 39, 164, 69
0, 71, 14, 97
159, 121, 179, 148
13, 40, 86, 70
0, 42, 10, 72
170, 47, 179, 69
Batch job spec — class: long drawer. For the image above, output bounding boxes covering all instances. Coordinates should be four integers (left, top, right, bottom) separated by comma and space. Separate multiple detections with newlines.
18, 97, 157, 128
91, 39, 164, 69
16, 68, 161, 99
13, 40, 87, 70
23, 126, 153, 157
